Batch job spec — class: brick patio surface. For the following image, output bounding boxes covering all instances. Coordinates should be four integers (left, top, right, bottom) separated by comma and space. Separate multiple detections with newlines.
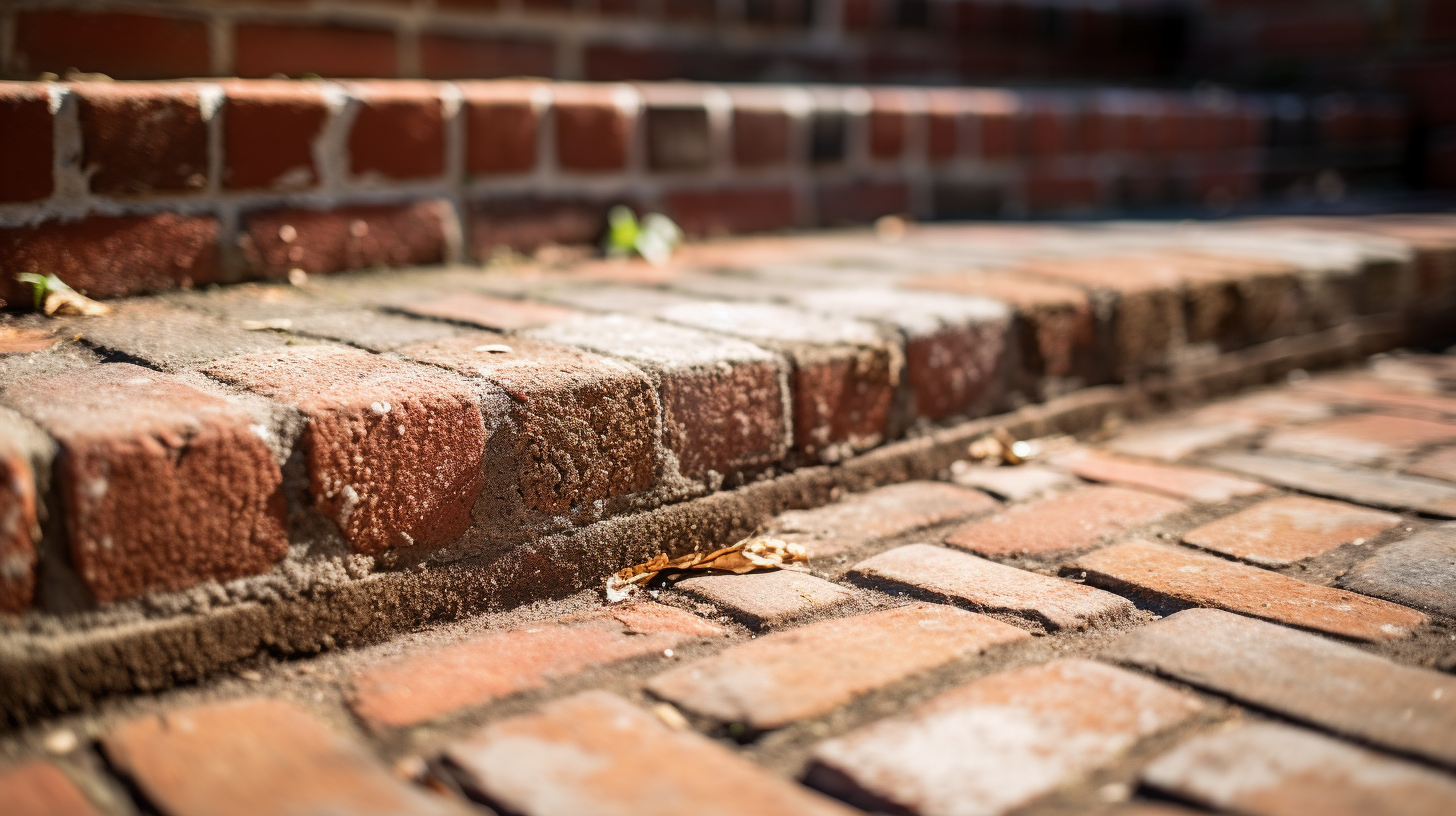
3, 215, 1456, 815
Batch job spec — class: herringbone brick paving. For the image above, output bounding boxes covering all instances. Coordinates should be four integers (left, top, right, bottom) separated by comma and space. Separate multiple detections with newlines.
2, 215, 1456, 814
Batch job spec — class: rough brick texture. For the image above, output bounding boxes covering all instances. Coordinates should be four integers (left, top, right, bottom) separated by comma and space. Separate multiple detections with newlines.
15, 10, 210, 79
0, 761, 103, 816
1110, 609, 1456, 768
674, 570, 854, 629
1182, 496, 1402, 567
851, 544, 1135, 631
103, 699, 467, 816
238, 202, 448, 279
770, 481, 999, 557
222, 81, 329, 191
351, 603, 719, 727
234, 23, 397, 79
553, 85, 632, 172
1263, 413, 1456, 466
0, 413, 48, 615
1, 364, 287, 603
349, 84, 447, 180
806, 659, 1203, 816
400, 293, 580, 331
74, 83, 208, 196
205, 347, 486, 555
445, 692, 857, 816
647, 603, 1028, 730
461, 81, 541, 175
1064, 450, 1268, 503
0, 84, 54, 204
1211, 453, 1456, 517
1339, 526, 1456, 617
945, 486, 1183, 556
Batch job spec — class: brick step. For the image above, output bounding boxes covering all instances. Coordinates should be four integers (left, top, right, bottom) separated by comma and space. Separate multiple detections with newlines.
1, 214, 1455, 720
0, 78, 1412, 304
4, 359, 1456, 815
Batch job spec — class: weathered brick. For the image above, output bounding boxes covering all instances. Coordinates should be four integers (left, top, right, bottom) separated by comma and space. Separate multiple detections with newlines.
816, 180, 912, 227
1108, 608, 1456, 768
791, 288, 1009, 420
1262, 413, 1456, 466
553, 84, 633, 172
234, 23, 397, 78
351, 603, 721, 727
770, 481, 999, 558
467, 196, 613, 256
530, 315, 788, 482
15, 10, 210, 79
0, 214, 221, 304
653, 300, 898, 459
398, 334, 659, 513
731, 104, 793, 168
460, 80, 542, 175
663, 187, 800, 237
0, 411, 48, 615
805, 659, 1203, 816
642, 90, 712, 172
221, 81, 328, 191
1209, 452, 1456, 518
1193, 389, 1338, 427
444, 692, 857, 816
0, 760, 103, 816
73, 302, 290, 372
349, 83, 446, 180
945, 486, 1183, 557
104, 699, 467, 816
398, 292, 582, 330
902, 271, 1093, 381
1143, 721, 1456, 816
205, 346, 486, 556
74, 83, 207, 196
1183, 495, 1402, 567
1298, 375, 1456, 419
851, 543, 1135, 631
1076, 538, 1425, 641
675, 570, 855, 630
1, 364, 287, 603
420, 33, 555, 80
1339, 526, 1456, 617
646, 603, 1028, 730
1108, 418, 1257, 461
0, 84, 54, 204
1065, 449, 1269, 503
238, 202, 447, 279
949, 463, 1078, 502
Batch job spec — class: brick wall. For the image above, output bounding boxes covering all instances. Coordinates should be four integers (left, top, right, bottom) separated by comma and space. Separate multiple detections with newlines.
0, 78, 1408, 303
0, 0, 1192, 85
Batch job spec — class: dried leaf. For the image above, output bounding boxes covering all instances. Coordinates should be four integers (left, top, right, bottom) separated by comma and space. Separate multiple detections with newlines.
42, 287, 109, 316
604, 535, 808, 602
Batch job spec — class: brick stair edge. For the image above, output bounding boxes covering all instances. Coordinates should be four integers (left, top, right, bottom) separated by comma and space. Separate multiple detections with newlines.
0, 315, 1405, 724
0, 78, 1410, 303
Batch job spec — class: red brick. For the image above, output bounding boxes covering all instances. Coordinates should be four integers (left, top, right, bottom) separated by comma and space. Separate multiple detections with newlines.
204, 346, 486, 556
675, 570, 855, 629
1109, 608, 1456, 768
663, 186, 799, 237
1022, 170, 1100, 212
816, 179, 911, 225
1077, 538, 1426, 642
420, 33, 555, 79
103, 699, 466, 816
770, 481, 1000, 557
238, 201, 447, 279
1065, 449, 1268, 503
653, 300, 897, 458
445, 692, 857, 816
851, 543, 1134, 631
582, 44, 686, 82
234, 23, 397, 79
1026, 99, 1080, 157
925, 90, 965, 160
1184, 496, 1402, 567
1408, 446, 1456, 483
466, 196, 612, 255
74, 83, 207, 196
1211, 452, 1456, 518
0, 84, 53, 204
1297, 375, 1456, 419
399, 292, 581, 330
221, 81, 328, 191
806, 660, 1203, 816
0, 427, 42, 615
1263, 413, 1456, 466
868, 96, 909, 160
531, 315, 788, 481
460, 81, 542, 175
902, 270, 1093, 379
975, 96, 1022, 160
642, 92, 711, 172
398, 334, 659, 513
950, 463, 1079, 502
1340, 527, 1456, 618
1144, 721, 1456, 816
1, 364, 287, 603
348, 83, 446, 180
1108, 418, 1257, 461
0, 761, 103, 816
0, 213, 221, 304
647, 603, 1028, 730
351, 603, 721, 727
553, 84, 632, 172
732, 107, 793, 168
946, 486, 1183, 557
14, 10, 210, 80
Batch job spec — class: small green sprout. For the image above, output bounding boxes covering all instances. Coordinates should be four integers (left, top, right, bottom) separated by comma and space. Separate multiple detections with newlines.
603, 206, 683, 266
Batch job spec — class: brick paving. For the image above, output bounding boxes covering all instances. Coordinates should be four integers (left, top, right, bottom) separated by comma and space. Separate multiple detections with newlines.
2, 217, 1456, 816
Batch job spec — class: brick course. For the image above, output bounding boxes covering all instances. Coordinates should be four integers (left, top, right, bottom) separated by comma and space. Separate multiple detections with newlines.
945, 486, 1183, 556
